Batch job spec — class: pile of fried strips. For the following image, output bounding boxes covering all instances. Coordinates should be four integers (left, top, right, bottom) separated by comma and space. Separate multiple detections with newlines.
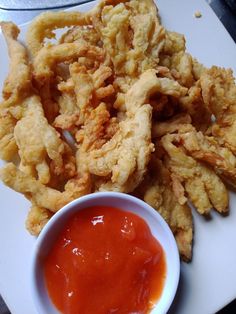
0, 0, 236, 262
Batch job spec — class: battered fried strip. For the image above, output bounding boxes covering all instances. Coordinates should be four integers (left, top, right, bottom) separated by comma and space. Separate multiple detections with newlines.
126, 69, 187, 114
25, 205, 53, 236
174, 126, 236, 187
14, 96, 66, 184
54, 63, 115, 133
69, 63, 94, 123
0, 22, 31, 108
142, 159, 193, 262
200, 66, 236, 154
77, 70, 187, 192
75, 102, 112, 149
0, 163, 91, 212
33, 42, 104, 83
179, 85, 212, 132
85, 104, 154, 191
70, 62, 114, 124
53, 112, 81, 130
54, 63, 115, 130
0, 113, 18, 160
26, 11, 92, 56
0, 22, 31, 160
92, 0, 165, 91
152, 113, 192, 138
161, 133, 228, 215
59, 25, 101, 47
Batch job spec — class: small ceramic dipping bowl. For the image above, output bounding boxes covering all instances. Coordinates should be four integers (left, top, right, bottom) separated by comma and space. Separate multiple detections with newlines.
31, 192, 180, 314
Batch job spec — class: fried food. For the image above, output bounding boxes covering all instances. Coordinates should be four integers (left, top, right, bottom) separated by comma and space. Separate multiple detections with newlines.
92, 0, 165, 91
77, 69, 186, 192
33, 42, 104, 84
14, 96, 66, 184
0, 22, 31, 160
174, 126, 236, 187
152, 113, 192, 138
200, 66, 236, 153
0, 22, 31, 108
161, 133, 228, 215
26, 11, 92, 56
26, 205, 53, 236
60, 24, 101, 46
0, 112, 17, 161
179, 85, 212, 132
0, 0, 235, 262
0, 163, 91, 212
134, 156, 193, 261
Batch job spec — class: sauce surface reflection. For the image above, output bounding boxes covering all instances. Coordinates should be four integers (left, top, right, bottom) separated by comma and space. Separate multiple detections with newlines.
44, 206, 166, 314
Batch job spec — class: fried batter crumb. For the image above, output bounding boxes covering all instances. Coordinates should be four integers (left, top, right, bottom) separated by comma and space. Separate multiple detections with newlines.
194, 11, 202, 18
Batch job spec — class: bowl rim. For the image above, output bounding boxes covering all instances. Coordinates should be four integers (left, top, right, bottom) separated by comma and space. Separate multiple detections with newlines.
31, 191, 180, 314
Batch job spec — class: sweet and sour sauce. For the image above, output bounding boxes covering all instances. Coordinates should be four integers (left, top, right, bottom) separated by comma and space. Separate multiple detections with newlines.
44, 206, 166, 314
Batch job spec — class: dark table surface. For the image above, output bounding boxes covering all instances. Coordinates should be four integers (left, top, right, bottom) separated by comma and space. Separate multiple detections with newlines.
0, 0, 235, 313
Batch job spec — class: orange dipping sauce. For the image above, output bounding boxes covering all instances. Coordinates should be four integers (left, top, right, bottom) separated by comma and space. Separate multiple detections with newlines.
44, 206, 166, 314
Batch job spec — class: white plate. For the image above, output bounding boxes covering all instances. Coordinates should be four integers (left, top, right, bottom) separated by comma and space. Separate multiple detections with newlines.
0, 1, 236, 314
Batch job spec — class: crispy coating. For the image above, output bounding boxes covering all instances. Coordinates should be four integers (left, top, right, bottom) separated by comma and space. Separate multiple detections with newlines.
26, 11, 92, 56
14, 96, 65, 184
60, 25, 101, 46
179, 85, 212, 132
134, 157, 193, 261
26, 205, 53, 236
93, 0, 165, 91
126, 69, 187, 102
75, 102, 114, 149
200, 66, 236, 118
0, 112, 18, 161
0, 163, 91, 212
77, 69, 186, 192
33, 42, 104, 84
0, 22, 31, 161
70, 63, 94, 123
159, 31, 207, 89
161, 133, 229, 215
174, 126, 236, 187
200, 66, 236, 153
152, 113, 192, 138
77, 71, 156, 192
0, 22, 31, 108
53, 112, 80, 130
54, 63, 114, 130
57, 91, 77, 115
77, 103, 153, 192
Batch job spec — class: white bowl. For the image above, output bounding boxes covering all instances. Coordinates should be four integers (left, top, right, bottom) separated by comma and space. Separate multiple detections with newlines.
31, 192, 180, 314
